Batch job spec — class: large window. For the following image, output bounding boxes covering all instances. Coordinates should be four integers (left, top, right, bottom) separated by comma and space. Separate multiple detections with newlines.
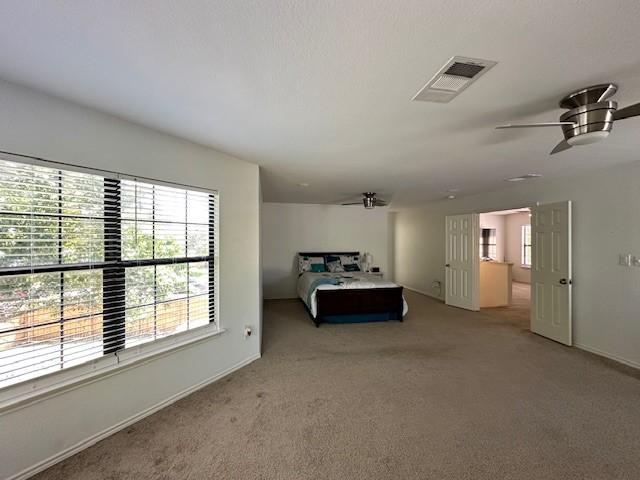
521, 224, 532, 267
0, 158, 217, 389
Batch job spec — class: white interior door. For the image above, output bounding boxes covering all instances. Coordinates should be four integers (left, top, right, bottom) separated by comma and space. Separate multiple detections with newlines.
445, 214, 479, 311
530, 201, 572, 345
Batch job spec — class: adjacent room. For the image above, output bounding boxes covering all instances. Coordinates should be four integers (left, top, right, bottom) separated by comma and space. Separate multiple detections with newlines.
1, 2, 639, 480
478, 208, 531, 328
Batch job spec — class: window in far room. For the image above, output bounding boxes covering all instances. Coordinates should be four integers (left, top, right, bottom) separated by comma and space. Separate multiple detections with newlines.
521, 224, 532, 267
479, 228, 497, 260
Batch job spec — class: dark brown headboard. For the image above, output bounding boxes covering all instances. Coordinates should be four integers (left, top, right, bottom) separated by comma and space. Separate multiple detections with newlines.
298, 251, 360, 257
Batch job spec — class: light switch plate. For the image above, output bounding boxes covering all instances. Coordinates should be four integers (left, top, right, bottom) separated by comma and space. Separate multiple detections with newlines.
619, 254, 632, 267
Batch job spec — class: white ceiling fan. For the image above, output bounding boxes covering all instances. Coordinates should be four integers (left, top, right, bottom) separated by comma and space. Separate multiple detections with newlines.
496, 84, 640, 154
341, 192, 388, 209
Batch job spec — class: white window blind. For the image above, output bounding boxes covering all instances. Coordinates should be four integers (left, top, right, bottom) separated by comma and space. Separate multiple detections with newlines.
521, 224, 532, 266
0, 158, 217, 389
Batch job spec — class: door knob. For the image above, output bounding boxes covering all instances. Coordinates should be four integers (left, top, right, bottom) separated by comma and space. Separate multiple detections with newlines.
559, 278, 568, 285
445, 264, 451, 267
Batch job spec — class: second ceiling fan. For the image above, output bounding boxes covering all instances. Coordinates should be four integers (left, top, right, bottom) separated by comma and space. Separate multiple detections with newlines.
341, 192, 387, 209
496, 83, 640, 154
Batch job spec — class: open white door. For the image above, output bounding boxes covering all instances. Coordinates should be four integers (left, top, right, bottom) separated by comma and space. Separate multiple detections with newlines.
530, 201, 572, 345
445, 214, 479, 311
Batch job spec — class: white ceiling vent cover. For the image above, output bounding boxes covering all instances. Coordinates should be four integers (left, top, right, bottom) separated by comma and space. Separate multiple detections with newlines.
413, 56, 497, 103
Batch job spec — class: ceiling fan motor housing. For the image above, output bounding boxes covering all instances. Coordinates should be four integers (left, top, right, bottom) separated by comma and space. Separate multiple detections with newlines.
363, 192, 376, 209
559, 83, 617, 109
559, 101, 616, 143
558, 84, 618, 144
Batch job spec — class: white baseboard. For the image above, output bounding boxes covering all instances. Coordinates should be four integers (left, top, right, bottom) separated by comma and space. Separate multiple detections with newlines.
402, 285, 444, 302
403, 288, 638, 370
9, 353, 261, 480
574, 343, 640, 370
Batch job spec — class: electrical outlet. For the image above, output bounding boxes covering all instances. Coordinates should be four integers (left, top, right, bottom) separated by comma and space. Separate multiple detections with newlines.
619, 254, 632, 267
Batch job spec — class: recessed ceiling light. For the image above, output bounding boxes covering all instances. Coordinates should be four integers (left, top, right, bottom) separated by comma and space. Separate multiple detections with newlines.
506, 173, 542, 182
298, 182, 310, 187
447, 195, 456, 199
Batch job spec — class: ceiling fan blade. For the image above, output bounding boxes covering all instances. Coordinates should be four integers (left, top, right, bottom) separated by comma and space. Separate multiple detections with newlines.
550, 139, 572, 155
495, 122, 575, 129
341, 202, 362, 206
613, 102, 640, 121
374, 200, 388, 206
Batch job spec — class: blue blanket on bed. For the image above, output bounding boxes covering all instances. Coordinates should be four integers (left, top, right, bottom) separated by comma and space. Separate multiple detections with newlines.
307, 276, 340, 307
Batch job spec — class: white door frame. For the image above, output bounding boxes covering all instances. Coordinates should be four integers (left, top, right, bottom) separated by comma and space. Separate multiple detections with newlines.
474, 204, 532, 311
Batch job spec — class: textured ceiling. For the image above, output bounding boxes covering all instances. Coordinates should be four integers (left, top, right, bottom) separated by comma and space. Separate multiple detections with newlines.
1, 1, 640, 207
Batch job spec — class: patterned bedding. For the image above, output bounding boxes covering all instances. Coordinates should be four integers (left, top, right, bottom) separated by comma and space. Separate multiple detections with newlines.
297, 272, 409, 318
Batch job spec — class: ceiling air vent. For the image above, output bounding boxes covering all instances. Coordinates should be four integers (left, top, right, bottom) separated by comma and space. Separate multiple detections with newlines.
413, 56, 497, 103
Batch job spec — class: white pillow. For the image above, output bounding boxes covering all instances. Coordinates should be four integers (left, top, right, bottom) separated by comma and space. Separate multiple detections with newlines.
340, 255, 361, 270
298, 255, 325, 274
325, 256, 345, 272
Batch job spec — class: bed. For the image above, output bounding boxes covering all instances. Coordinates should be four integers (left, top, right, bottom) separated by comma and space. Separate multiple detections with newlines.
297, 251, 408, 327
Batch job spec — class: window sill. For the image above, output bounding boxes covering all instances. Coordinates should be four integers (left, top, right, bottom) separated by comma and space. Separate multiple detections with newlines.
520, 265, 532, 269
0, 324, 226, 414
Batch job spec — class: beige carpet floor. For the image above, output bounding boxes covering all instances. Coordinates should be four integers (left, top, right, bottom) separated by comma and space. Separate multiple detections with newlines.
34, 290, 640, 480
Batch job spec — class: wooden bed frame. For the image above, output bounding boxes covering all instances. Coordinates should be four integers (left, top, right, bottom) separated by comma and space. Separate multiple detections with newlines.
299, 251, 404, 327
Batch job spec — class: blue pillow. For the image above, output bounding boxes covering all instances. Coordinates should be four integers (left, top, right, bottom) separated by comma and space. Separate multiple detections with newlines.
310, 263, 326, 272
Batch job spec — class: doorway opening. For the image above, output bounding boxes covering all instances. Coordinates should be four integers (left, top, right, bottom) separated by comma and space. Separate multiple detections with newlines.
478, 208, 531, 329
445, 202, 572, 344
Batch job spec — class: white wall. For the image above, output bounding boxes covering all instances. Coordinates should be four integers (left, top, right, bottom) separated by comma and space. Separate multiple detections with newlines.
394, 161, 640, 369
505, 212, 532, 283
0, 79, 261, 480
262, 203, 391, 299
394, 209, 445, 298
479, 213, 506, 261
